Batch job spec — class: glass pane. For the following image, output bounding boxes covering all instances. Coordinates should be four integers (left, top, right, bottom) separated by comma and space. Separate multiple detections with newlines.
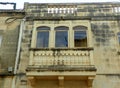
36, 31, 49, 48
118, 33, 120, 44
55, 31, 68, 47
74, 31, 87, 47
0, 36, 2, 47
118, 37, 120, 44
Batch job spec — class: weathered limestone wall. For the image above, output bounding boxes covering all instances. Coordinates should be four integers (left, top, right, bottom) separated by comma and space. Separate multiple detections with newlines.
24, 3, 119, 17
18, 21, 33, 73
0, 17, 21, 73
0, 3, 119, 88
91, 21, 119, 73
0, 12, 24, 88
93, 75, 120, 88
0, 76, 13, 88
17, 3, 120, 88
91, 21, 120, 88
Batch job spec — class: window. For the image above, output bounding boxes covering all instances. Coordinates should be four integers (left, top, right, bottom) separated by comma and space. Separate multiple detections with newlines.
114, 7, 120, 13
36, 26, 50, 48
0, 35, 2, 47
73, 26, 87, 47
34, 25, 89, 48
55, 26, 68, 47
117, 32, 120, 45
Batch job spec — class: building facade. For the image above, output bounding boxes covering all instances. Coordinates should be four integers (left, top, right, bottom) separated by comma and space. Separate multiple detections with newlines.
0, 7, 25, 88
0, 2, 120, 88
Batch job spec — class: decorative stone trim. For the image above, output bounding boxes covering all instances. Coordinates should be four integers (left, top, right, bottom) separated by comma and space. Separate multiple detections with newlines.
34, 50, 90, 56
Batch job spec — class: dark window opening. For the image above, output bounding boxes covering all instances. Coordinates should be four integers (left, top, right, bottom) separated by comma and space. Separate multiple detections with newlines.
36, 31, 49, 48
74, 31, 87, 47
117, 32, 120, 45
55, 31, 68, 47
0, 35, 2, 47
73, 26, 87, 47
55, 26, 68, 47
36, 27, 50, 48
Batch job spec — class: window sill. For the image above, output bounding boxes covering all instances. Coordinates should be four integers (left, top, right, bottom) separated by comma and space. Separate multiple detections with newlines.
30, 47, 93, 51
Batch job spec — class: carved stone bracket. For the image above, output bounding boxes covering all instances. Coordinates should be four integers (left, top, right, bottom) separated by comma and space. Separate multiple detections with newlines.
28, 77, 36, 87
87, 76, 95, 88
58, 76, 64, 88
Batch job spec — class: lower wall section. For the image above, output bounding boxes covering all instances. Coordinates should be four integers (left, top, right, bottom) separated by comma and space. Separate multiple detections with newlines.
93, 75, 120, 88
29, 80, 58, 88
28, 80, 87, 88
0, 76, 13, 88
0, 75, 120, 88
65, 81, 87, 88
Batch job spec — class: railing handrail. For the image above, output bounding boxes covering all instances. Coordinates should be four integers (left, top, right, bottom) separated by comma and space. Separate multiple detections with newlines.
29, 47, 94, 51
26, 65, 96, 72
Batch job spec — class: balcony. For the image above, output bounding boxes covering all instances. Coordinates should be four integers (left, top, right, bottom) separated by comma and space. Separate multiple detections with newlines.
26, 47, 96, 72
26, 48, 96, 88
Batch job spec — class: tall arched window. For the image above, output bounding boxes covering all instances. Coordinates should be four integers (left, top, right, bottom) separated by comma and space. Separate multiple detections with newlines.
36, 26, 50, 48
55, 26, 68, 47
73, 26, 87, 47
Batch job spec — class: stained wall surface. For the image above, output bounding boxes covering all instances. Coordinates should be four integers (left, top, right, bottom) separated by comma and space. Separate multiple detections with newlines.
0, 12, 24, 88
19, 3, 120, 88
0, 2, 120, 88
0, 17, 20, 73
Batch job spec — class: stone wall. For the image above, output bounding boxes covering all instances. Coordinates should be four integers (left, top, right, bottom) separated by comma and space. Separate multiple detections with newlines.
0, 17, 21, 74
0, 76, 13, 88
0, 3, 120, 88
18, 21, 33, 73
18, 3, 120, 88
24, 3, 120, 17
0, 12, 24, 88
91, 21, 120, 88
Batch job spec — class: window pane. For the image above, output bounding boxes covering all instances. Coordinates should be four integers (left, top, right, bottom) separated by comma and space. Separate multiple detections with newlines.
118, 33, 120, 44
118, 37, 120, 44
74, 31, 87, 47
0, 36, 2, 47
36, 31, 49, 47
55, 31, 68, 47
